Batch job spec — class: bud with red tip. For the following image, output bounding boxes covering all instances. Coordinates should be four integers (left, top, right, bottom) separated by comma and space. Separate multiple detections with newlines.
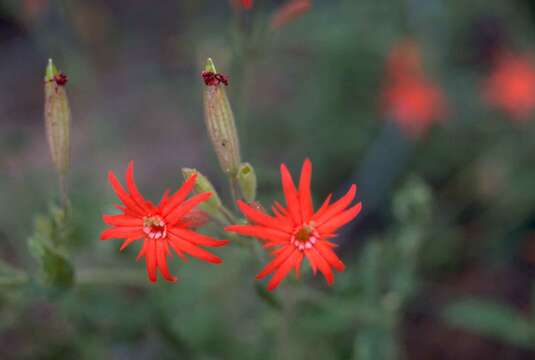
202, 58, 242, 176
44, 59, 71, 177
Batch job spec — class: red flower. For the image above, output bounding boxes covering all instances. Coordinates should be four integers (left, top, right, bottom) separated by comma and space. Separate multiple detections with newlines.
380, 40, 446, 137
101, 161, 229, 283
270, 0, 311, 30
225, 159, 362, 291
483, 52, 535, 121
241, 0, 253, 10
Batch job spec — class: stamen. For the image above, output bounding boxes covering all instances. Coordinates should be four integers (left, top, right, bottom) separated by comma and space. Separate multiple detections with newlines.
143, 215, 167, 240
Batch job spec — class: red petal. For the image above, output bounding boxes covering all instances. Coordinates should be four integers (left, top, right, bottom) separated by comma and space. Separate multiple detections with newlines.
304, 249, 318, 275
158, 189, 171, 208
161, 174, 197, 217
144, 239, 157, 282
313, 184, 357, 225
100, 227, 143, 240
280, 163, 301, 225
318, 202, 362, 234
119, 235, 143, 251
156, 241, 177, 282
126, 161, 149, 212
298, 159, 313, 223
306, 247, 334, 285
225, 225, 289, 242
164, 192, 211, 225
267, 251, 299, 291
314, 241, 345, 272
237, 200, 292, 232
256, 245, 295, 279
168, 236, 222, 264
102, 214, 143, 226
314, 194, 332, 219
168, 228, 229, 247
108, 170, 146, 216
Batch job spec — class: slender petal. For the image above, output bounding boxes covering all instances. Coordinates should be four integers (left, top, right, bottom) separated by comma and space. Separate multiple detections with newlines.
315, 241, 345, 272
313, 194, 332, 220
256, 246, 296, 280
100, 228, 143, 240
318, 202, 362, 234
306, 248, 334, 285
298, 159, 313, 222
144, 238, 157, 282
168, 237, 222, 264
126, 161, 149, 212
156, 241, 177, 282
165, 192, 212, 225
102, 214, 143, 226
169, 228, 229, 247
267, 253, 299, 291
313, 184, 357, 225
280, 163, 301, 224
108, 171, 145, 216
120, 236, 143, 251
161, 173, 197, 217
237, 200, 292, 232
225, 225, 289, 242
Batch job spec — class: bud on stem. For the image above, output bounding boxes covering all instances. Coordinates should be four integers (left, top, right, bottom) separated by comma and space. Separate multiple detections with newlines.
44, 59, 71, 205
236, 162, 257, 203
181, 168, 234, 224
202, 58, 241, 176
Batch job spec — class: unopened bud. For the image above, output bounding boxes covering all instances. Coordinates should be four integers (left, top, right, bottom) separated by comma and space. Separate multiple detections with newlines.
182, 168, 223, 214
237, 162, 257, 202
44, 59, 71, 176
202, 58, 241, 175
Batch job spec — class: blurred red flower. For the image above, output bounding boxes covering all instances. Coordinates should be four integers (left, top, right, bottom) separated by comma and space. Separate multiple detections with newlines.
380, 40, 446, 137
226, 159, 362, 291
101, 161, 228, 283
270, 0, 311, 29
483, 52, 535, 121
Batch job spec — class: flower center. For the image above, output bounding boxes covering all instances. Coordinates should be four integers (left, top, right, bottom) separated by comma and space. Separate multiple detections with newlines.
291, 223, 318, 251
143, 215, 167, 240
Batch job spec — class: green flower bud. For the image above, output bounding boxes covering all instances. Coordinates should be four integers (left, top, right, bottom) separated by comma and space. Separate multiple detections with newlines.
44, 59, 71, 176
181, 168, 224, 220
237, 162, 257, 203
202, 58, 241, 175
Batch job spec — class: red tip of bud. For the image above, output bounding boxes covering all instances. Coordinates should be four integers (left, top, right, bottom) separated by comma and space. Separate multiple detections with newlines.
54, 73, 68, 86
202, 71, 229, 87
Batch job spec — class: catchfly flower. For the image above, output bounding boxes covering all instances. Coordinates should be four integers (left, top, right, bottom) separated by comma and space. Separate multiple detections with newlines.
380, 39, 446, 137
226, 159, 362, 290
101, 161, 229, 283
483, 52, 535, 121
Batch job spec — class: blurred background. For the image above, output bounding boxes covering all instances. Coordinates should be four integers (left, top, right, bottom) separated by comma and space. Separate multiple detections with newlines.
2, 0, 535, 359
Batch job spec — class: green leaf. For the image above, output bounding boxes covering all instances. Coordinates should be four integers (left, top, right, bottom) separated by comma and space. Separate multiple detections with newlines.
443, 298, 534, 349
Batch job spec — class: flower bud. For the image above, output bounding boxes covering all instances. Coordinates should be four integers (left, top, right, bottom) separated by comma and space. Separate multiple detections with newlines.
236, 162, 257, 202
202, 58, 241, 176
44, 59, 71, 176
182, 168, 224, 219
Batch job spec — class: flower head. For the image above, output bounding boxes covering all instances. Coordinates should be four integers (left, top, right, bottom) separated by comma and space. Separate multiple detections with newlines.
380, 40, 446, 137
225, 159, 362, 290
101, 161, 229, 283
483, 52, 535, 121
